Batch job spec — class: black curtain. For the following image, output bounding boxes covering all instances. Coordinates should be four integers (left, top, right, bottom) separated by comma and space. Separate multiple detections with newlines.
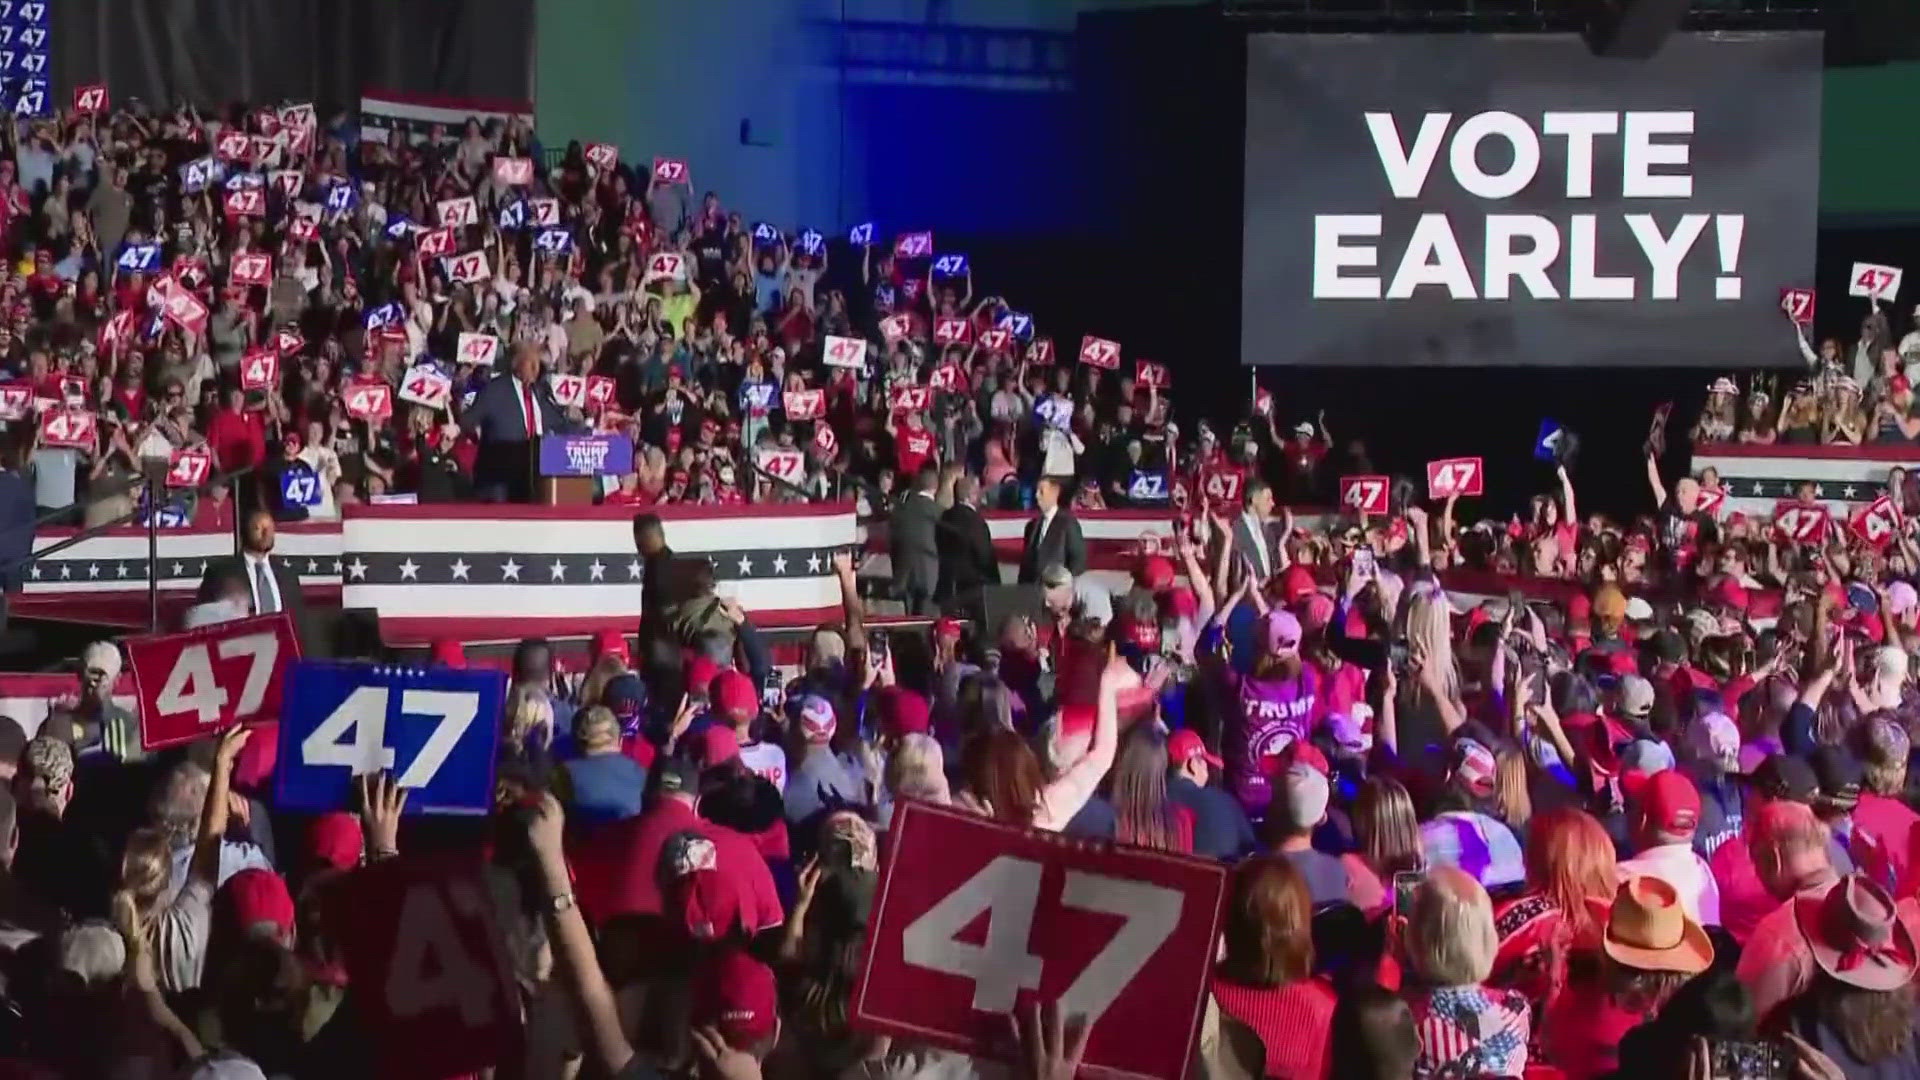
50, 0, 533, 114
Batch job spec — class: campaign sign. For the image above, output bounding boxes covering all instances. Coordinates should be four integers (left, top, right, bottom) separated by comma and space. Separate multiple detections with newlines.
116, 244, 161, 273
38, 409, 95, 450
931, 253, 968, 276
344, 383, 393, 421
849, 222, 876, 246
230, 251, 273, 287
1535, 419, 1569, 463
166, 447, 212, 489
436, 196, 478, 228
529, 198, 559, 227
547, 373, 586, 409
852, 800, 1225, 1080
652, 157, 688, 184
1425, 456, 1484, 499
1201, 468, 1245, 507
73, 84, 107, 114
1696, 486, 1726, 518
757, 447, 805, 485
492, 157, 533, 186
327, 852, 525, 1080
932, 317, 971, 346
813, 423, 839, 458
126, 614, 301, 751
878, 315, 912, 343
538, 433, 633, 477
643, 252, 686, 284
798, 229, 826, 257
215, 130, 251, 162
1128, 471, 1170, 503
1853, 495, 1900, 550
1850, 263, 1903, 301
457, 332, 500, 366
241, 343, 282, 390
0, 383, 27, 421
977, 328, 1012, 353
1078, 335, 1121, 370
1773, 502, 1830, 544
584, 375, 616, 411
446, 250, 491, 284
1027, 338, 1056, 365
281, 466, 324, 509
532, 228, 573, 256
1134, 360, 1170, 389
276, 662, 506, 815
784, 389, 824, 421
1779, 287, 1815, 326
929, 364, 961, 392
417, 227, 456, 258
890, 385, 931, 413
180, 156, 219, 192
583, 142, 618, 171
894, 231, 933, 258
1341, 474, 1391, 515
824, 334, 868, 369
398, 364, 453, 409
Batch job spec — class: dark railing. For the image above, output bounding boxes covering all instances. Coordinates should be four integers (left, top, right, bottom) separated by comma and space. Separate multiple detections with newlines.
3, 461, 261, 633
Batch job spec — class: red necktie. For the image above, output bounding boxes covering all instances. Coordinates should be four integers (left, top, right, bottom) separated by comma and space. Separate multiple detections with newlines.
521, 381, 537, 436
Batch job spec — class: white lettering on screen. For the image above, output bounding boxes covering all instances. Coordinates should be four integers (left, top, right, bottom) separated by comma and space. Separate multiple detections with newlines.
1314, 109, 1737, 302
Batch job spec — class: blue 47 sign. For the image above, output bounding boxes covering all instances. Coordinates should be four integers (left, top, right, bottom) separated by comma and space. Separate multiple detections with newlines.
276, 662, 506, 815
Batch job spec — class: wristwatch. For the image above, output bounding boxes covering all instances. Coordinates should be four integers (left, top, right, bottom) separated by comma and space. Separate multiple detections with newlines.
547, 892, 577, 915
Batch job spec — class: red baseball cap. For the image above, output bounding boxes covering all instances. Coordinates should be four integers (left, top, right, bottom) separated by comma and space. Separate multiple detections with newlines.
428, 637, 466, 667
216, 868, 295, 940
710, 669, 758, 720
591, 629, 631, 664
877, 686, 931, 739
1630, 769, 1701, 835
685, 655, 721, 699
1262, 740, 1328, 778
1280, 565, 1318, 605
1168, 729, 1222, 769
306, 812, 363, 872
932, 615, 964, 641
692, 948, 779, 1048
1135, 554, 1176, 593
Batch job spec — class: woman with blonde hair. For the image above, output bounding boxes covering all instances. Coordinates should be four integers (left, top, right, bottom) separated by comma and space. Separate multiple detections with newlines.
1209, 856, 1337, 1079
1398, 588, 1466, 743
1342, 776, 1423, 916
117, 726, 251, 994
883, 732, 950, 806
574, 651, 630, 713
504, 683, 556, 754
1493, 746, 1532, 835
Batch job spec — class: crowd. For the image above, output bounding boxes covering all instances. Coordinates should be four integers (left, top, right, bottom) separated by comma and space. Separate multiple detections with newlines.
0, 94, 1912, 1080
1693, 299, 1920, 447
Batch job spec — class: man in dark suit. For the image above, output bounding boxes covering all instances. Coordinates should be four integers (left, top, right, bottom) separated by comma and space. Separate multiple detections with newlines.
936, 474, 996, 614
459, 342, 575, 503
1230, 479, 1279, 586
1018, 475, 1085, 584
888, 465, 941, 616
201, 509, 316, 653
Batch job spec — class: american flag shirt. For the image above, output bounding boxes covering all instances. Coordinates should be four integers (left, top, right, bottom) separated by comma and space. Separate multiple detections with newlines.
1407, 983, 1531, 1080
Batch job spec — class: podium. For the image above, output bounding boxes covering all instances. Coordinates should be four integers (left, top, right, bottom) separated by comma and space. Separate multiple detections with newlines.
534, 434, 632, 507
542, 475, 597, 506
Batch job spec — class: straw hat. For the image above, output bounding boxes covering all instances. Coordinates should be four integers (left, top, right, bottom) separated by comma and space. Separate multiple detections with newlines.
1586, 874, 1714, 974
1794, 874, 1919, 992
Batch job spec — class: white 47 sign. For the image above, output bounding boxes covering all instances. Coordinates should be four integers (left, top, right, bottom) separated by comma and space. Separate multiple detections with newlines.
903, 855, 1179, 1022
1850, 262, 1904, 301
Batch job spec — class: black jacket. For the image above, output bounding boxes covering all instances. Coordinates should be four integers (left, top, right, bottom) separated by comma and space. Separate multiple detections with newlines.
936, 502, 996, 601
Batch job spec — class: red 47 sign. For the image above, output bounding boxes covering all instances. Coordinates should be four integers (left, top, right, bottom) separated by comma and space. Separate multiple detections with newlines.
929, 364, 962, 392
1773, 502, 1830, 544
978, 328, 1012, 353
230, 251, 273, 287
932, 317, 971, 346
344, 383, 393, 421
584, 375, 616, 411
274, 328, 305, 356
1134, 360, 1169, 389
1425, 457, 1484, 499
651, 157, 688, 184
1078, 335, 1120, 370
584, 142, 618, 171
1341, 474, 1391, 516
1779, 287, 1815, 326
1696, 487, 1726, 518
215, 130, 251, 162
894, 231, 933, 259
784, 390, 824, 421
1201, 468, 1244, 507
879, 314, 912, 343
0, 384, 28, 421
890, 385, 931, 413
852, 800, 1225, 1080
38, 409, 96, 450
165, 447, 212, 489
125, 613, 301, 750
1853, 495, 1900, 550
1026, 338, 1055, 365
417, 227, 456, 258
74, 85, 108, 114
237, 348, 276, 390
328, 853, 524, 1080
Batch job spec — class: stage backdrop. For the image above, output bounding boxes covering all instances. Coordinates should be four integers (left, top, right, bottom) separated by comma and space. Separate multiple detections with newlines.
1241, 31, 1823, 369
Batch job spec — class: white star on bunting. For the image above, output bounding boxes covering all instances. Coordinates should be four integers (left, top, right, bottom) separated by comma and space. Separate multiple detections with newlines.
501, 558, 522, 581
1843, 485, 1858, 499
807, 553, 822, 573
550, 560, 567, 581
87, 563, 100, 578
347, 559, 369, 580
627, 559, 643, 579
306, 558, 320, 573
332, 559, 342, 573
116, 563, 129, 578
589, 560, 605, 581
737, 555, 753, 575
398, 558, 421, 581
171, 562, 184, 576
450, 558, 471, 581
27, 565, 39, 580
771, 554, 787, 574
58, 565, 70, 580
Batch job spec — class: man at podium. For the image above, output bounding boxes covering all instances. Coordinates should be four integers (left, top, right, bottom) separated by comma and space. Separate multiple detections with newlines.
460, 342, 579, 503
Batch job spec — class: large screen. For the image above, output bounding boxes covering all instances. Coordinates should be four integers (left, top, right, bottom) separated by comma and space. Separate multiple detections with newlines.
1242, 32, 1823, 367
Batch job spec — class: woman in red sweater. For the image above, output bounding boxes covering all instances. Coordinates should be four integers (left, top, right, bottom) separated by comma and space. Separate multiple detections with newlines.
1209, 856, 1337, 1079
